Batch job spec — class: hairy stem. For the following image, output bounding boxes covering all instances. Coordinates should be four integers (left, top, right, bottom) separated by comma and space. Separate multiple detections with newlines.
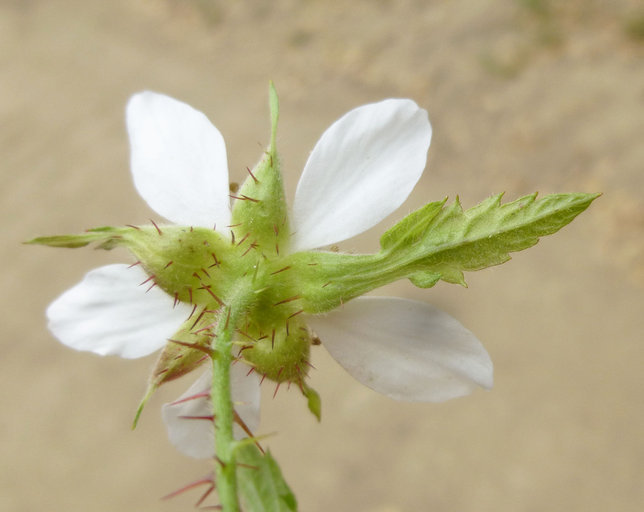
211, 297, 247, 511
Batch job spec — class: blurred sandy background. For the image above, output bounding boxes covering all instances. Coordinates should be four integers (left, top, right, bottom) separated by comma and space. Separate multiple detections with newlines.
3, 1, 643, 511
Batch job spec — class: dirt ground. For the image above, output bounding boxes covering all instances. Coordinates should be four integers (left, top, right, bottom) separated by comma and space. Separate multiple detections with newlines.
2, 1, 643, 511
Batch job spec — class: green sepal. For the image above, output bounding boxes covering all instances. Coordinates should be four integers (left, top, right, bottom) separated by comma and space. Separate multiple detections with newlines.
289, 192, 599, 312
238, 314, 311, 384
302, 383, 321, 421
26, 229, 118, 248
398, 192, 601, 286
113, 226, 232, 305
236, 445, 298, 512
380, 199, 446, 251
408, 270, 442, 288
30, 225, 235, 307
268, 81, 279, 149
133, 309, 219, 428
231, 82, 290, 254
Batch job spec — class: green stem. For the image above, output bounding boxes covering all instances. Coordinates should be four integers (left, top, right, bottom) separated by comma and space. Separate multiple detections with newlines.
211, 296, 248, 511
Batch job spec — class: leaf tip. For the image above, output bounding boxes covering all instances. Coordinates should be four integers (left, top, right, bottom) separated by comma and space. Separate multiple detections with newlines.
132, 383, 157, 430
268, 81, 279, 150
303, 384, 321, 421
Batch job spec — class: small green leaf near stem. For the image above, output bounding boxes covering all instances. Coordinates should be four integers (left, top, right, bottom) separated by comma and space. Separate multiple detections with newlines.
236, 445, 298, 511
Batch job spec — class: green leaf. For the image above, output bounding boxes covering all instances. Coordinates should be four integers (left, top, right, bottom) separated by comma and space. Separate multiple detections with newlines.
380, 199, 446, 251
236, 445, 298, 511
383, 192, 600, 288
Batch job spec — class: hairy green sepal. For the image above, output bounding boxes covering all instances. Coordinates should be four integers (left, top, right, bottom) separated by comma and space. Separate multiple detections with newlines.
289, 192, 600, 313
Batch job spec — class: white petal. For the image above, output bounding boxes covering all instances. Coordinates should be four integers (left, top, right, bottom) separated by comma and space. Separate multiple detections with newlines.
307, 297, 492, 402
162, 364, 261, 459
47, 264, 191, 359
230, 363, 261, 437
291, 99, 432, 251
126, 92, 231, 228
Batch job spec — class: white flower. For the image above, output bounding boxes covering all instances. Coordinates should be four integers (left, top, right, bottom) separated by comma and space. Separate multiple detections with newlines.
46, 92, 493, 458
